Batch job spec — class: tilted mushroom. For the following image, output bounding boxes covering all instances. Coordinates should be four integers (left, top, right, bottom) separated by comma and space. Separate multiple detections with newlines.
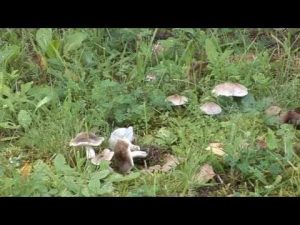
69, 132, 104, 160
212, 82, 248, 97
200, 102, 222, 115
112, 138, 148, 174
279, 107, 300, 125
109, 126, 140, 151
166, 94, 188, 106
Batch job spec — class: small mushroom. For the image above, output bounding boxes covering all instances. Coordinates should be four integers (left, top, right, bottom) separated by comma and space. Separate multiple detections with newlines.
112, 138, 148, 174
166, 94, 188, 106
200, 102, 222, 115
109, 126, 140, 151
69, 132, 104, 160
212, 82, 248, 97
91, 148, 115, 166
145, 73, 157, 82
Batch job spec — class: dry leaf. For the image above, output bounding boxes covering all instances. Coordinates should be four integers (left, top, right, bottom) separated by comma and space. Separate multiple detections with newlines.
152, 42, 164, 55
91, 149, 114, 166
20, 161, 32, 178
206, 143, 226, 156
161, 154, 179, 172
142, 154, 179, 173
265, 106, 282, 116
195, 164, 215, 183
144, 165, 162, 173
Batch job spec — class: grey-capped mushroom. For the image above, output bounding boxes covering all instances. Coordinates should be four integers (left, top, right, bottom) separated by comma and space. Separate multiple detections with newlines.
69, 132, 104, 160
166, 94, 188, 106
109, 126, 140, 151
212, 82, 248, 97
200, 102, 222, 115
112, 138, 148, 174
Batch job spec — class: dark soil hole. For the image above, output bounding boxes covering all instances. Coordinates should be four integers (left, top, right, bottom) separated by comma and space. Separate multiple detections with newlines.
134, 145, 170, 168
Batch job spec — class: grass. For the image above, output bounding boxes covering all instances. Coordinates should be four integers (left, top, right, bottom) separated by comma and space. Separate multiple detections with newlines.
1, 28, 300, 196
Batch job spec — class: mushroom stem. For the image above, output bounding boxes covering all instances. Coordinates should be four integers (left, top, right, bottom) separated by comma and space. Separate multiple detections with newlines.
130, 144, 141, 151
85, 146, 96, 159
131, 151, 148, 158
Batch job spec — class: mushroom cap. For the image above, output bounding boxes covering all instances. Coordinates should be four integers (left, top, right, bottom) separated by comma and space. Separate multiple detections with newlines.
91, 149, 115, 166
279, 110, 300, 125
113, 139, 134, 174
109, 126, 134, 149
212, 82, 248, 97
200, 102, 222, 115
166, 94, 188, 106
69, 132, 104, 147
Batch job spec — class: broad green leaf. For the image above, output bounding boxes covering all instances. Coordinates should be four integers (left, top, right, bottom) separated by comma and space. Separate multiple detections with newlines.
107, 172, 140, 183
20, 81, 33, 94
17, 110, 32, 129
35, 96, 51, 111
0, 84, 11, 96
0, 45, 20, 65
205, 39, 219, 63
64, 176, 80, 193
90, 170, 111, 181
266, 128, 278, 150
97, 182, 114, 195
63, 32, 87, 54
53, 154, 75, 174
88, 177, 101, 194
36, 29, 53, 53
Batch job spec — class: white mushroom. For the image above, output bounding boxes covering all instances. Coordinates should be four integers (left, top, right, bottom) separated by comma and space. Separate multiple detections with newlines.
112, 138, 148, 174
69, 132, 104, 160
109, 126, 140, 151
91, 148, 115, 166
212, 82, 248, 97
200, 102, 222, 115
166, 94, 188, 106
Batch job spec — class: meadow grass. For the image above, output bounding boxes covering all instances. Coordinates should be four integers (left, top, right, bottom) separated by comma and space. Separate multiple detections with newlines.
0, 28, 300, 196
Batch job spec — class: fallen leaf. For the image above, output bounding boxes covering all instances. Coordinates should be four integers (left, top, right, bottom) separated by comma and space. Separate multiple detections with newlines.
152, 42, 164, 55
206, 143, 226, 156
143, 165, 162, 173
161, 154, 179, 172
195, 164, 216, 183
142, 154, 179, 173
265, 106, 282, 116
20, 161, 32, 178
91, 149, 114, 166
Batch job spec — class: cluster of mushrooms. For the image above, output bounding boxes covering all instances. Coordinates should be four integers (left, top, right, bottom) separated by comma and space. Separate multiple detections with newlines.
166, 82, 248, 115
166, 81, 300, 125
69, 126, 148, 174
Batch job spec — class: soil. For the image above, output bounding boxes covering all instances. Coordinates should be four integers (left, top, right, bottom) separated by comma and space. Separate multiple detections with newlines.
134, 145, 171, 168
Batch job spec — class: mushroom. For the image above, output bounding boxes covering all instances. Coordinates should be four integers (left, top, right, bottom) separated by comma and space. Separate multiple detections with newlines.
166, 94, 188, 106
91, 148, 115, 166
112, 138, 148, 174
279, 108, 300, 126
69, 132, 104, 160
212, 82, 248, 97
200, 102, 222, 115
109, 126, 140, 151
